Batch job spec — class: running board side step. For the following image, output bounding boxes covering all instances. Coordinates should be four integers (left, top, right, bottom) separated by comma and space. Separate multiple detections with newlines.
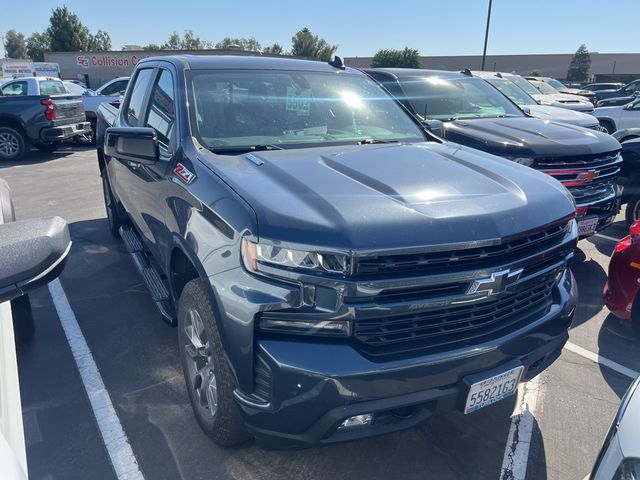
119, 226, 176, 326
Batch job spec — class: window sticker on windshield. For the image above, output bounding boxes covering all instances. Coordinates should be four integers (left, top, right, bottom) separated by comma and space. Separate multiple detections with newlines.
286, 87, 311, 115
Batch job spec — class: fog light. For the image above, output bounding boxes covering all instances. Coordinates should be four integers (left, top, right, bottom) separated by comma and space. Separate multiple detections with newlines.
339, 413, 373, 429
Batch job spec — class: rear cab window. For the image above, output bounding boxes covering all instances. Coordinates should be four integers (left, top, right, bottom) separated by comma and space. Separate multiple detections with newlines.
39, 79, 67, 95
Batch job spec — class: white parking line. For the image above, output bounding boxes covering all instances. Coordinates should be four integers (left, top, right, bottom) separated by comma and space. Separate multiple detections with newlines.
499, 376, 544, 480
48, 279, 144, 480
564, 342, 640, 379
593, 233, 621, 243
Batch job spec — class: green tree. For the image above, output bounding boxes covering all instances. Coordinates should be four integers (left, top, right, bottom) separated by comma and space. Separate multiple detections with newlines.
142, 43, 162, 51
90, 29, 112, 52
566, 44, 591, 83
163, 31, 181, 49
4, 29, 28, 59
181, 30, 203, 50
263, 43, 284, 55
162, 30, 206, 50
215, 37, 262, 52
26, 31, 50, 61
371, 47, 421, 68
529, 70, 543, 77
290, 28, 337, 61
46, 6, 93, 51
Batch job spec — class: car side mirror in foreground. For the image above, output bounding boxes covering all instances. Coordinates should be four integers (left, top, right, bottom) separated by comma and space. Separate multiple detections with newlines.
421, 119, 445, 138
105, 127, 159, 165
0, 217, 71, 304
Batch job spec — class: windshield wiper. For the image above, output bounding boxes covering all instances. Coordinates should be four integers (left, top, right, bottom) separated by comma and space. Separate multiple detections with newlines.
209, 144, 284, 154
357, 138, 400, 145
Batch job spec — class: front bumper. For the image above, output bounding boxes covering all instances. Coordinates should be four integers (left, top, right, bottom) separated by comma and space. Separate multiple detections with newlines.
573, 184, 622, 237
40, 122, 91, 141
233, 270, 577, 449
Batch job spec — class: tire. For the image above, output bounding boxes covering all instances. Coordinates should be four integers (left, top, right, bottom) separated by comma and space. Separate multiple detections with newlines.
35, 141, 62, 152
600, 120, 616, 134
102, 172, 127, 237
11, 294, 35, 346
0, 126, 27, 161
178, 279, 250, 447
625, 193, 640, 226
75, 120, 96, 146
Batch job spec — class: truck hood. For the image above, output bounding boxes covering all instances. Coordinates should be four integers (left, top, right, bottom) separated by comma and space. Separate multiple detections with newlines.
524, 104, 599, 128
532, 93, 594, 111
443, 117, 619, 157
199, 142, 575, 252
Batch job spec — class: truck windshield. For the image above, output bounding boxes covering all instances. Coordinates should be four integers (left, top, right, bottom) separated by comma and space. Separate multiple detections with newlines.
486, 78, 535, 106
397, 76, 523, 121
508, 76, 542, 97
188, 70, 425, 150
532, 81, 560, 95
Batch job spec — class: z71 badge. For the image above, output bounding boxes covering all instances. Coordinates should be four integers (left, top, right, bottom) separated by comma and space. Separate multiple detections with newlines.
174, 163, 196, 184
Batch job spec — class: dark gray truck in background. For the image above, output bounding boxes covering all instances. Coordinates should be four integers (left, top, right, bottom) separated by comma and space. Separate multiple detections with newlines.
0, 77, 90, 161
96, 55, 578, 449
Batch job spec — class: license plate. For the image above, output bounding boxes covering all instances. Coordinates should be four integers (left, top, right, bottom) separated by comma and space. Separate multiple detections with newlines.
464, 366, 523, 414
578, 216, 599, 236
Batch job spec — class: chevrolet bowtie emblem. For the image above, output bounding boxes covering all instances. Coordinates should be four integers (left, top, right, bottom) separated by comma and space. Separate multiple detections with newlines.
467, 268, 524, 296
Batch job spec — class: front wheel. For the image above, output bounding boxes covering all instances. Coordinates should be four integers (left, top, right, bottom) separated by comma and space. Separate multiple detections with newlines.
626, 194, 640, 226
178, 279, 250, 447
600, 120, 616, 134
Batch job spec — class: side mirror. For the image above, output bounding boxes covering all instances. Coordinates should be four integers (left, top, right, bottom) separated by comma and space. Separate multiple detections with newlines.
421, 119, 445, 138
0, 217, 71, 303
521, 106, 532, 115
105, 127, 159, 164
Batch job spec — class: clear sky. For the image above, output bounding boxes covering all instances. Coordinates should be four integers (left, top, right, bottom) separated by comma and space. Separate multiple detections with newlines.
1, 0, 638, 57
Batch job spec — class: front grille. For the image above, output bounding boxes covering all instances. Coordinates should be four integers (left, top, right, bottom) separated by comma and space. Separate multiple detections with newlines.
570, 181, 617, 206
535, 152, 622, 188
355, 222, 568, 276
353, 271, 559, 358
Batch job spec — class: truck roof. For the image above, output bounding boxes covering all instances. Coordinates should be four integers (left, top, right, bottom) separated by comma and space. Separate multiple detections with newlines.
137, 54, 362, 74
364, 68, 472, 80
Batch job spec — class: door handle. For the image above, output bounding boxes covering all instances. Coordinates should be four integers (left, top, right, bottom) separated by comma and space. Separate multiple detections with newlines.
127, 160, 141, 169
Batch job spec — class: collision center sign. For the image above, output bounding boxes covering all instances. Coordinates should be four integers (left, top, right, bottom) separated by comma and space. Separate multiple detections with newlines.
76, 54, 141, 69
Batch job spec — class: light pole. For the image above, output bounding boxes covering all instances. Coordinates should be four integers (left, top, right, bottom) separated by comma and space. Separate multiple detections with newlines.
480, 0, 493, 71
0, 35, 5, 60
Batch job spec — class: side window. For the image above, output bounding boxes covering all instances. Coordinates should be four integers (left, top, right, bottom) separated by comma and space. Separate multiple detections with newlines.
145, 69, 176, 151
624, 82, 640, 95
1, 81, 28, 96
102, 80, 128, 96
126, 69, 155, 125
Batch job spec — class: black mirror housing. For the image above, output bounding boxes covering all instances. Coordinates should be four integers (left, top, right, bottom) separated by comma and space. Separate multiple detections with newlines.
105, 127, 159, 165
421, 119, 445, 138
0, 217, 71, 303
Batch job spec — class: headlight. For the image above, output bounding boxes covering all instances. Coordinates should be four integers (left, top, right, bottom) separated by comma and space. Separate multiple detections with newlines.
242, 239, 349, 275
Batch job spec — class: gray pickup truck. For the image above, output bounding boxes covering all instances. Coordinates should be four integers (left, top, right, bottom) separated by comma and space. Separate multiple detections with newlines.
96, 55, 578, 449
0, 77, 90, 161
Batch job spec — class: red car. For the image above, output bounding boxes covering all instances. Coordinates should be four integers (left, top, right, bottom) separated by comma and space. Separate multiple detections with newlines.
604, 221, 640, 337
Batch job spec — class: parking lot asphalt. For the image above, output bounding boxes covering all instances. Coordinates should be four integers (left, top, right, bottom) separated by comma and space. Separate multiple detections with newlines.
1, 146, 638, 480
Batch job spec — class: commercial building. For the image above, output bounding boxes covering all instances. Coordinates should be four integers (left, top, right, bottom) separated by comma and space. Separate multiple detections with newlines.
44, 48, 261, 89
44, 50, 640, 88
345, 52, 640, 83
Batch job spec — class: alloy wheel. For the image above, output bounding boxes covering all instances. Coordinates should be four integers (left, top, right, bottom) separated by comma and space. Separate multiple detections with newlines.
0, 132, 19, 158
183, 309, 218, 419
